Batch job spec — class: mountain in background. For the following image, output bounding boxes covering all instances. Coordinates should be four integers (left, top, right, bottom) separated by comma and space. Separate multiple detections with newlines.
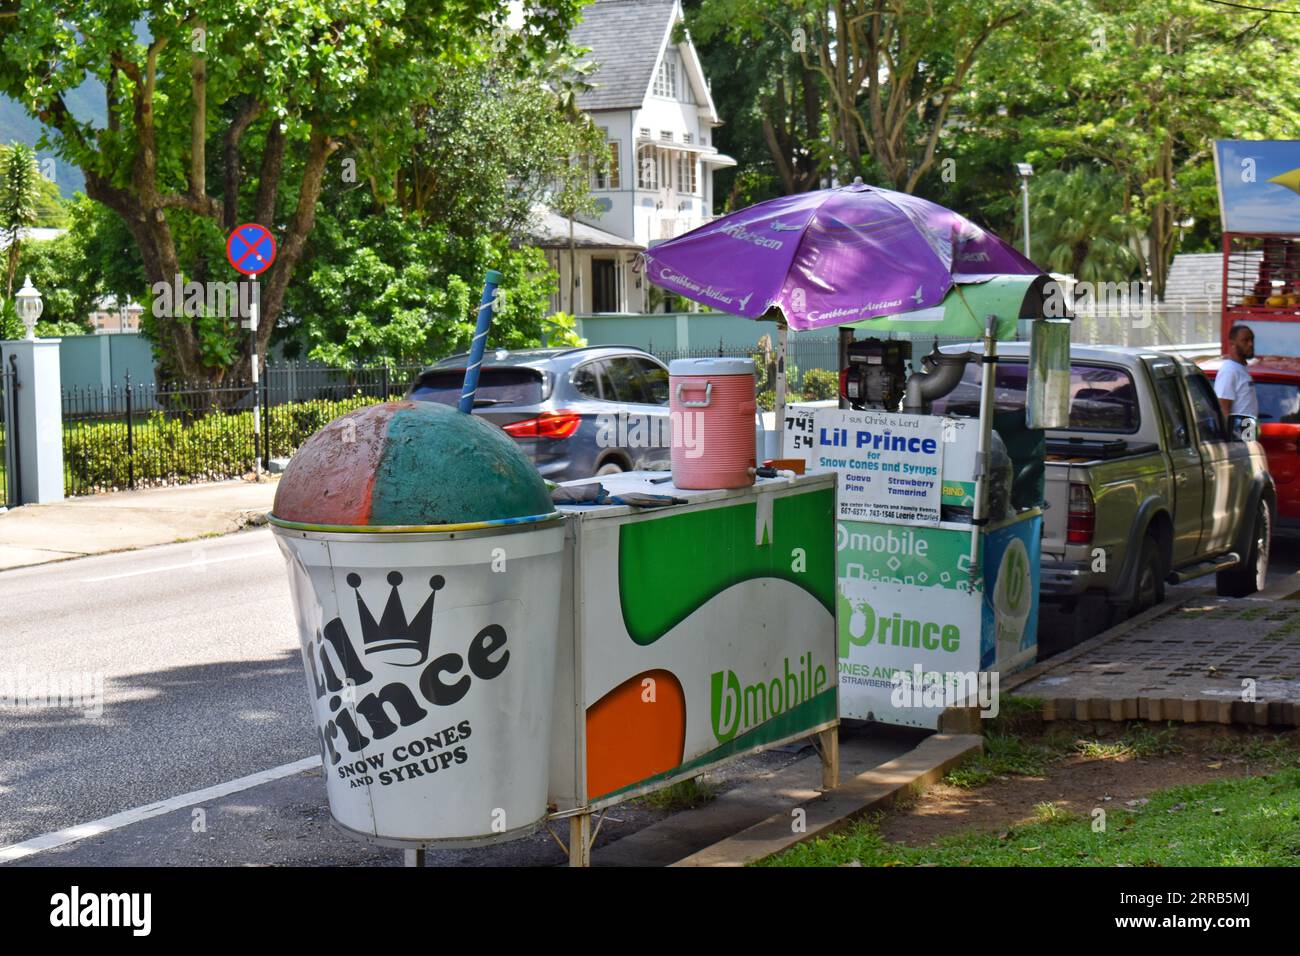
0, 79, 110, 198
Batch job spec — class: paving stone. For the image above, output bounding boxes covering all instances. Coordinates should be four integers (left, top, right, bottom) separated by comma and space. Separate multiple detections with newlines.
1017, 598, 1300, 727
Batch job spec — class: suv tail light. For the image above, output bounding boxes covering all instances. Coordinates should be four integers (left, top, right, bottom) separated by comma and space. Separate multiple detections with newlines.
502, 411, 581, 440
1067, 482, 1095, 544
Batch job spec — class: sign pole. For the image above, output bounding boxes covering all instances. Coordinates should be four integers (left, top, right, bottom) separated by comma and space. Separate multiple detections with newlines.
226, 222, 277, 483
250, 276, 261, 482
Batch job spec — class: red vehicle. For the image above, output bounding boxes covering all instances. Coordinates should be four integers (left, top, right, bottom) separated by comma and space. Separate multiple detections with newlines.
1200, 355, 1300, 524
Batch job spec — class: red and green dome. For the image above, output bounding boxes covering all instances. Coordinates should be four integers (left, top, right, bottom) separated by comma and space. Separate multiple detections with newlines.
270, 400, 555, 531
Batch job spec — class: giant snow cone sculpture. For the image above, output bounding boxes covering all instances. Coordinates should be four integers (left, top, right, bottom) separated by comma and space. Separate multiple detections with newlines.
270, 400, 564, 847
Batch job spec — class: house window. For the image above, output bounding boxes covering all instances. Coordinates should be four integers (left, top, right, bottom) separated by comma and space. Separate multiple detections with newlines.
594, 141, 620, 189
678, 154, 696, 194
653, 56, 677, 98
639, 127, 651, 140
637, 146, 658, 189
659, 148, 673, 190
660, 130, 673, 142
683, 132, 693, 144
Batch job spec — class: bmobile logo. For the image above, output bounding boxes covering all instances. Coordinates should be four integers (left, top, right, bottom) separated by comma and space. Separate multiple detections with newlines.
710, 652, 828, 744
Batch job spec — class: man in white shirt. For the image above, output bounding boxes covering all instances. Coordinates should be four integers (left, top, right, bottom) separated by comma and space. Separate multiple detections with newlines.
1215, 324, 1258, 419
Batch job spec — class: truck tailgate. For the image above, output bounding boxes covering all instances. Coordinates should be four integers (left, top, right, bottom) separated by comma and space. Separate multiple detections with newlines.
1043, 461, 1076, 556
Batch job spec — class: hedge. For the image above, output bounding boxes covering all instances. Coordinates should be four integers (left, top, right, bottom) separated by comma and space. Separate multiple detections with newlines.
63, 394, 384, 494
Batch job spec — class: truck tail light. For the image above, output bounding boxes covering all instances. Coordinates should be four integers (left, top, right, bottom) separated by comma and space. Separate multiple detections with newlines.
1067, 482, 1095, 544
502, 411, 581, 440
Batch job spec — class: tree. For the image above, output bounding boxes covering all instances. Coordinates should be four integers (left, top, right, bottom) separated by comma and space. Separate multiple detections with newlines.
1028, 165, 1138, 282
0, 140, 39, 299
0, 143, 66, 228
281, 50, 602, 366
969, 0, 1300, 296
687, 0, 825, 203
686, 0, 1028, 194
0, 1, 585, 383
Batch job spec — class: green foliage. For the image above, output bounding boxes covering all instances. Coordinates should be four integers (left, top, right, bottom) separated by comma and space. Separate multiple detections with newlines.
0, 143, 64, 228
0, 193, 146, 339
689, 0, 1300, 292
0, 1, 588, 380
943, 734, 1056, 789
636, 776, 717, 812
800, 368, 839, 401
762, 769, 1300, 867
63, 393, 382, 492
283, 206, 561, 366
1, 140, 39, 298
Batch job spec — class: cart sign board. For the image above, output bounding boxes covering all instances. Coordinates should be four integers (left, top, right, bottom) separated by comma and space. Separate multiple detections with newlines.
549, 474, 839, 810
1213, 140, 1300, 233
835, 510, 1041, 727
811, 409, 945, 524
785, 407, 978, 525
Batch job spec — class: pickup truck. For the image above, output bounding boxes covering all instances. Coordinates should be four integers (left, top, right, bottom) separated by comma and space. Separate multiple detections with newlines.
934, 344, 1275, 630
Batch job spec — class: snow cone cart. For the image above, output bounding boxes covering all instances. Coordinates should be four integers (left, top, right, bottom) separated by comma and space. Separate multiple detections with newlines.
643, 180, 1071, 729
270, 266, 841, 864
270, 401, 840, 864
783, 278, 1071, 727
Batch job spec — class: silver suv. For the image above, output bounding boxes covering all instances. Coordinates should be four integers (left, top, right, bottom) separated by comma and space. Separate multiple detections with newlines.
406, 346, 671, 481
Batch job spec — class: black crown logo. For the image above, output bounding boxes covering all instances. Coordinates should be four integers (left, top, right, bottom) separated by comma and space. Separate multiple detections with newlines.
346, 571, 445, 666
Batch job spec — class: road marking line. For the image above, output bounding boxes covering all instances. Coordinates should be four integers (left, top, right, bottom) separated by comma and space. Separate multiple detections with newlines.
0, 755, 320, 863
82, 551, 277, 582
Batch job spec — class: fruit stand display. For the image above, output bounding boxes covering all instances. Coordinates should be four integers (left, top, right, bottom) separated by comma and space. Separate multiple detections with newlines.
1214, 140, 1300, 356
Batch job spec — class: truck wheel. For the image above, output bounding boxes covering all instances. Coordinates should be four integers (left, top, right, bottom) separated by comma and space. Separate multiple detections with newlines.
1217, 502, 1271, 598
1130, 536, 1165, 614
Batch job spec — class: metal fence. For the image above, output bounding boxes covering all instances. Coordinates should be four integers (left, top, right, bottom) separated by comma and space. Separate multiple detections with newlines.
648, 336, 843, 391
1072, 302, 1219, 348
61, 364, 423, 496
1, 356, 16, 508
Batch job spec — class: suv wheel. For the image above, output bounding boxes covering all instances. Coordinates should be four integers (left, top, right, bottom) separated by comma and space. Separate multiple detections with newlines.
596, 459, 625, 476
1217, 502, 1270, 598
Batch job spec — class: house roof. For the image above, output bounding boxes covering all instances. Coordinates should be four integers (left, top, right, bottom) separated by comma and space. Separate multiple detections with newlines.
1165, 253, 1228, 300
571, 0, 681, 112
523, 205, 644, 250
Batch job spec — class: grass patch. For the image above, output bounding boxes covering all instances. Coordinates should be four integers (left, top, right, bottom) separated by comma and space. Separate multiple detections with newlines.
985, 695, 1044, 736
1216, 733, 1300, 767
944, 734, 1055, 789
760, 769, 1300, 867
1075, 724, 1184, 760
635, 776, 716, 812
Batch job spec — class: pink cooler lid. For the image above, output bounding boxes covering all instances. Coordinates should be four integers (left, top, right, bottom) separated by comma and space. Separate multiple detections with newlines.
668, 357, 755, 376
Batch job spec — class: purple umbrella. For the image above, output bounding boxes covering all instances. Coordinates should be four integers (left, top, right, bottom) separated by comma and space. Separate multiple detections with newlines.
643, 179, 1040, 331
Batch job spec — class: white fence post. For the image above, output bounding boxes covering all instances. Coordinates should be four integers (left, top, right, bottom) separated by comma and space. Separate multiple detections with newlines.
0, 337, 65, 503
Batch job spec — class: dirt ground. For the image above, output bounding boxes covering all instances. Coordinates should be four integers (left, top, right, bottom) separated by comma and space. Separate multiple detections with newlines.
879, 723, 1300, 847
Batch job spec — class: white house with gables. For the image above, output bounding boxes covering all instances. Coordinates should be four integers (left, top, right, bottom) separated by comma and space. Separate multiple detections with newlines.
533, 0, 735, 315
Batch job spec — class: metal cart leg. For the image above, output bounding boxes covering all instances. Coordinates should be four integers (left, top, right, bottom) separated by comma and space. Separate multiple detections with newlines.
566, 816, 592, 868
816, 726, 840, 790
568, 813, 592, 867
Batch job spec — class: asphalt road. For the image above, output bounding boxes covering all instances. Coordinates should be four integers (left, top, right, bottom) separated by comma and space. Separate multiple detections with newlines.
0, 528, 311, 846
3, 523, 1298, 860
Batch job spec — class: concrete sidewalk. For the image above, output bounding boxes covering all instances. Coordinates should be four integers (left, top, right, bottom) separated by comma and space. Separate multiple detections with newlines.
0, 479, 278, 570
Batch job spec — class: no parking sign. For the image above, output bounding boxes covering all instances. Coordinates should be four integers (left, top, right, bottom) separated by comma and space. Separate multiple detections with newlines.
226, 223, 276, 276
